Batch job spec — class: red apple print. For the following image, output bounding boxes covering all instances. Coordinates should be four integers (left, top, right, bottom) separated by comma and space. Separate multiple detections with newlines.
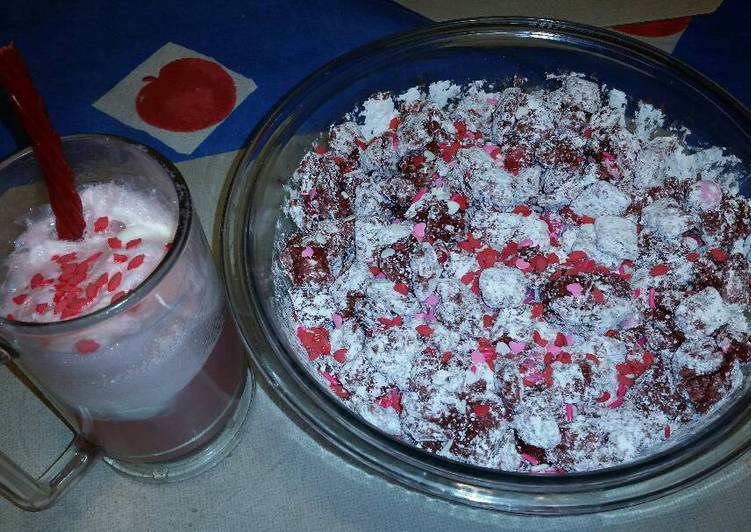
135, 57, 237, 132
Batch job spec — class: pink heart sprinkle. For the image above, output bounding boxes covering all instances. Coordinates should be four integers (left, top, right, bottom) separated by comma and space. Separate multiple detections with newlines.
308, 188, 318, 199
547, 344, 561, 355
483, 143, 499, 156
565, 403, 574, 422
332, 313, 343, 329
633, 288, 641, 300
607, 398, 624, 410
411, 187, 428, 204
424, 293, 440, 307
433, 177, 445, 187
414, 311, 427, 320
521, 453, 539, 466
518, 238, 533, 248
566, 283, 583, 297
471, 350, 485, 363
619, 315, 639, 329
648, 287, 656, 309
301, 246, 314, 258
699, 180, 722, 207
469, 364, 478, 374
515, 258, 530, 270
412, 222, 427, 241
486, 97, 499, 105
509, 341, 526, 354
565, 334, 573, 346
321, 371, 338, 386
526, 372, 543, 383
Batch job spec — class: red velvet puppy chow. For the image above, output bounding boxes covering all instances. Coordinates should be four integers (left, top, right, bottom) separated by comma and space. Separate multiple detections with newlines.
276, 74, 751, 472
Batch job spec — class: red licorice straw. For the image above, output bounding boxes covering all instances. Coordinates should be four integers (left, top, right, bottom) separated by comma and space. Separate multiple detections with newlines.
0, 43, 85, 240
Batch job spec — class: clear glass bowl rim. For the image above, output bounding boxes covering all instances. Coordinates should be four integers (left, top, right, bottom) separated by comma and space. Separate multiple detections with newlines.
221, 17, 751, 514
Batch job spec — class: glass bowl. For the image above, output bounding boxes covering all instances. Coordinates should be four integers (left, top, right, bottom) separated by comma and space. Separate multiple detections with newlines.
221, 18, 751, 514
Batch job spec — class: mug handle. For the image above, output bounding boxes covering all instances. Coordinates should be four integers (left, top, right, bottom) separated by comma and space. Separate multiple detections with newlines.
0, 343, 100, 511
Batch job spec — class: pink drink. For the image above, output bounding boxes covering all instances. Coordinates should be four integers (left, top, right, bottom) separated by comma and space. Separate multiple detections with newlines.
60, 308, 246, 462
1, 180, 247, 465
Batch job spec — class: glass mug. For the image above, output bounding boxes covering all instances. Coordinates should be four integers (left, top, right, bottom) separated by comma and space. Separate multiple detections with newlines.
0, 135, 253, 511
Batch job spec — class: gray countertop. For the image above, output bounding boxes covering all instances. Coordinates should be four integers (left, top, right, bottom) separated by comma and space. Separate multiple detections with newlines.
1, 151, 750, 532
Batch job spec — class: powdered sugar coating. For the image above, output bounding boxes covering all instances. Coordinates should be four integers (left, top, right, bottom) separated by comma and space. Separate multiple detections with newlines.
277, 74, 751, 472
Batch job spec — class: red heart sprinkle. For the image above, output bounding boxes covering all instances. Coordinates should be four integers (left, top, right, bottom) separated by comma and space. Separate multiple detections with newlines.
709, 248, 728, 262
85, 282, 99, 300
126, 238, 142, 250
35, 303, 48, 314
354, 138, 368, 150
94, 272, 109, 288
388, 116, 400, 129
93, 216, 109, 232
313, 145, 326, 154
450, 193, 468, 210
649, 263, 670, 276
30, 273, 44, 289
476, 247, 500, 269
472, 403, 490, 417
568, 250, 587, 262
531, 303, 544, 319
554, 332, 567, 347
686, 251, 700, 262
107, 237, 122, 249
592, 286, 605, 304
75, 339, 100, 354
415, 324, 434, 336
331, 384, 350, 399
296, 326, 331, 360
533, 330, 546, 347
127, 254, 145, 270
595, 391, 611, 403
460, 270, 478, 286
113, 254, 128, 263
333, 348, 347, 363
111, 291, 126, 304
377, 315, 403, 328
393, 282, 410, 295
12, 294, 28, 305
107, 272, 123, 292
442, 142, 460, 162
586, 353, 600, 365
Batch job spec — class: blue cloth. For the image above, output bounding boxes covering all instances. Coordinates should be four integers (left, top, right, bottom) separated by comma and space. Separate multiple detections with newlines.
0, 0, 427, 161
674, 0, 751, 109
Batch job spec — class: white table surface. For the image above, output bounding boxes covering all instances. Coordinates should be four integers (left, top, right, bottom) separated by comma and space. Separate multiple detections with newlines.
1, 150, 750, 532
